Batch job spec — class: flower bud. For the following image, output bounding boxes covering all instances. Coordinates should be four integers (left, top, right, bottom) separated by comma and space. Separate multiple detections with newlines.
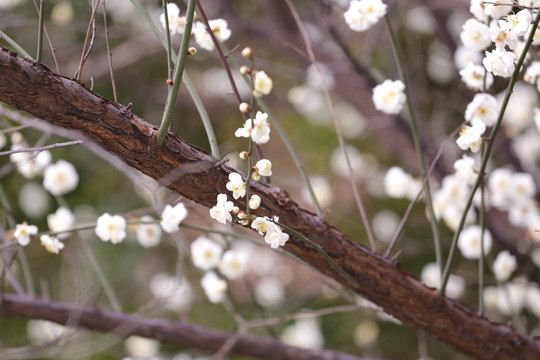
241, 47, 254, 59
239, 151, 249, 160
187, 47, 197, 56
232, 206, 240, 214
166, 78, 173, 86
248, 195, 261, 210
240, 65, 251, 75
239, 102, 251, 113
251, 172, 261, 181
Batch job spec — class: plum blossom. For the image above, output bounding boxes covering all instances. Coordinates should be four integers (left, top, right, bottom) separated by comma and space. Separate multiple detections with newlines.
254, 159, 272, 177
483, 48, 516, 77
209, 194, 234, 224
43, 160, 79, 196
201, 271, 228, 303
160, 203, 188, 233
40, 235, 64, 254
458, 225, 492, 259
190, 236, 223, 270
344, 0, 387, 32
95, 213, 126, 244
253, 71, 273, 96
14, 222, 38, 246
456, 119, 486, 153
226, 172, 246, 199
372, 79, 406, 115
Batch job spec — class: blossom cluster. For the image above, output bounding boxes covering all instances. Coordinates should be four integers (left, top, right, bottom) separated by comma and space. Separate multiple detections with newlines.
160, 3, 231, 51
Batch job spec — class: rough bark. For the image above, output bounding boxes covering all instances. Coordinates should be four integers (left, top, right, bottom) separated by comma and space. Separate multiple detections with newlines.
1, 46, 539, 359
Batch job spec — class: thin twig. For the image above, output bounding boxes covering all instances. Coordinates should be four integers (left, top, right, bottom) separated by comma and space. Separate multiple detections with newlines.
156, 0, 197, 145
284, 0, 376, 249
75, 0, 101, 80
0, 140, 83, 157
385, 126, 461, 257
32, 0, 61, 73
102, 0, 118, 103
35, 0, 45, 63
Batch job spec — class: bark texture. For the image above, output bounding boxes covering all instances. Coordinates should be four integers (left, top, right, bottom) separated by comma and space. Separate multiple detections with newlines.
1, 46, 540, 359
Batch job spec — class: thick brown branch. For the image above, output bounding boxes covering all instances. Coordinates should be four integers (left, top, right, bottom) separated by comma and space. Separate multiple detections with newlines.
0, 294, 365, 360
1, 47, 539, 359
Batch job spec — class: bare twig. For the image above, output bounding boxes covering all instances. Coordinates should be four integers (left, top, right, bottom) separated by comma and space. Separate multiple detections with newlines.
0, 140, 83, 157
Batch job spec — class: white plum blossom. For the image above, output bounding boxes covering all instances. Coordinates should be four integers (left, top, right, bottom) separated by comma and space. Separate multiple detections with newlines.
343, 0, 387, 32
251, 111, 271, 144
460, 18, 491, 51
10, 147, 51, 179
453, 155, 477, 186
384, 166, 422, 200
255, 276, 285, 308
421, 262, 465, 299
47, 207, 75, 239
456, 119, 486, 153
209, 194, 234, 224
201, 271, 228, 303
136, 215, 162, 248
150, 273, 192, 312
251, 216, 289, 248
190, 236, 223, 270
493, 250, 517, 282
160, 203, 188, 233
193, 19, 231, 51
253, 71, 273, 96
469, 0, 488, 23
14, 222, 38, 246
218, 249, 248, 280
501, 83, 537, 136
524, 61, 540, 92
281, 318, 324, 350
265, 227, 290, 249
43, 160, 79, 196
226, 172, 246, 199
483, 0, 513, 19
252, 216, 275, 236
248, 194, 261, 210
124, 336, 160, 359
95, 213, 126, 244
507, 10, 532, 36
454, 46, 483, 70
458, 225, 492, 259
535, 107, 540, 131
489, 20, 518, 49
483, 48, 516, 77
160, 2, 186, 35
235, 111, 271, 145
464, 93, 499, 126
254, 159, 272, 177
40, 235, 64, 254
372, 79, 406, 115
459, 62, 493, 91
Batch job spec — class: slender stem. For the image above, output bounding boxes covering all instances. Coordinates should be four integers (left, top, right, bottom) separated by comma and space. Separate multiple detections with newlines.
36, 0, 45, 63
156, 0, 197, 145
478, 144, 486, 313
440, 6, 540, 296
102, 0, 118, 103
75, 0, 101, 80
79, 237, 122, 312
0, 140, 83, 157
284, 0, 375, 248
385, 15, 441, 271
162, 0, 173, 80
0, 32, 33, 59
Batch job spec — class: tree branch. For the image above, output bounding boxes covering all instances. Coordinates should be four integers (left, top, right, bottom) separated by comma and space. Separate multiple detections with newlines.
0, 294, 366, 360
1, 46, 539, 359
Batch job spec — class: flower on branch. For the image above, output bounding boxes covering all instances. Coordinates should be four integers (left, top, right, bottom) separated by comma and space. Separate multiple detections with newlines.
160, 203, 188, 233
209, 194, 234, 224
43, 160, 79, 196
343, 0, 387, 33
95, 213, 127, 244
14, 222, 38, 246
40, 235, 64, 254
372, 79, 406, 115
226, 172, 246, 199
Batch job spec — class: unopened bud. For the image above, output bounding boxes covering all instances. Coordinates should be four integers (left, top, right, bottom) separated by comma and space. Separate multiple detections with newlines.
239, 65, 251, 75
187, 47, 197, 56
251, 172, 261, 181
239, 102, 251, 113
166, 78, 173, 86
237, 211, 250, 225
239, 151, 249, 160
232, 206, 240, 214
241, 47, 254, 59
